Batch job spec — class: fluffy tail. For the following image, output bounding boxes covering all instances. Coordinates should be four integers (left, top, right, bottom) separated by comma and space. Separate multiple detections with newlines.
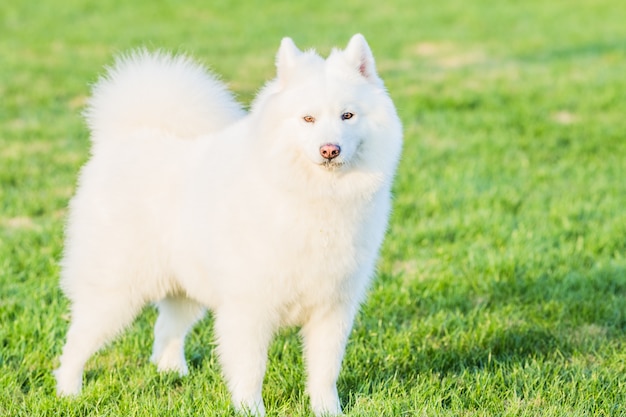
85, 50, 245, 141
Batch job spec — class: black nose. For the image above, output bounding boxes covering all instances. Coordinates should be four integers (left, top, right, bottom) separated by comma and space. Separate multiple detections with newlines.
320, 144, 341, 160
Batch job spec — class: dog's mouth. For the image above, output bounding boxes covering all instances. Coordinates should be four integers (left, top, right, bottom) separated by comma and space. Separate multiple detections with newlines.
321, 160, 345, 170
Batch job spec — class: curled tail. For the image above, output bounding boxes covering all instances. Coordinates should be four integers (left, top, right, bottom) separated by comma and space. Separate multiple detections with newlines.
85, 50, 245, 141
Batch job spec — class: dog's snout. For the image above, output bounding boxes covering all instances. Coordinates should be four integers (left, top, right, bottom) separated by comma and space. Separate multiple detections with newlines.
320, 144, 341, 160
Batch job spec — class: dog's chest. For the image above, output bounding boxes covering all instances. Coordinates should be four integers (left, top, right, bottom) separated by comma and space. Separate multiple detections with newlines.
263, 204, 368, 315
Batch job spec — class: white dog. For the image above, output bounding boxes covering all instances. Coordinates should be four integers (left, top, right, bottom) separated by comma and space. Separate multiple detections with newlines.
55, 34, 402, 416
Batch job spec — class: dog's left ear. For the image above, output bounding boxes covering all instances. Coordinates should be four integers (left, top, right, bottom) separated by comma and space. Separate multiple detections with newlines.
344, 34, 379, 82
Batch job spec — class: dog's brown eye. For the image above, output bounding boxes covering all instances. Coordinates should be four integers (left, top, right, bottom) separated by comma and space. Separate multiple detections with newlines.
303, 115, 315, 123
341, 112, 354, 120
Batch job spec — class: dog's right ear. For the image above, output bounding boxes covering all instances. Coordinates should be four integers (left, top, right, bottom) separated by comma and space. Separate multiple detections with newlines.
276, 37, 301, 86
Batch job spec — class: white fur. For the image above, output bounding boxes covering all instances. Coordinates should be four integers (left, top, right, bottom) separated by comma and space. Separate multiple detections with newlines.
55, 34, 402, 416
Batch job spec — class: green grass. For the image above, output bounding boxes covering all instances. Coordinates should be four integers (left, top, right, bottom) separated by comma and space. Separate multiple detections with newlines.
2, 0, 626, 415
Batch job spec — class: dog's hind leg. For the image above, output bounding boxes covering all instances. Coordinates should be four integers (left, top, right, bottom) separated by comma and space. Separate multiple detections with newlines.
151, 295, 205, 375
54, 291, 144, 396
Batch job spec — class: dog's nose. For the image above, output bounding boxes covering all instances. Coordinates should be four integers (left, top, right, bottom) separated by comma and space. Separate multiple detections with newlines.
320, 144, 341, 160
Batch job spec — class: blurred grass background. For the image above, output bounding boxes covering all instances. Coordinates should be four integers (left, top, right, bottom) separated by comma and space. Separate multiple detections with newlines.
1, 0, 625, 415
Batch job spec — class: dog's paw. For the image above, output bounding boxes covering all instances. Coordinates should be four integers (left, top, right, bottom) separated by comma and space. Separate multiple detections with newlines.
309, 387, 342, 416
53, 367, 82, 397
150, 348, 189, 376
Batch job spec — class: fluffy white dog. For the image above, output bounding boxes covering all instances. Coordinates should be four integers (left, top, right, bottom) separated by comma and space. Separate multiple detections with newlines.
55, 34, 402, 416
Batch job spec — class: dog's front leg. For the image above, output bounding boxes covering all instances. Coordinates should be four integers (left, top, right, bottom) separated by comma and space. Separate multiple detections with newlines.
214, 305, 274, 417
301, 304, 356, 416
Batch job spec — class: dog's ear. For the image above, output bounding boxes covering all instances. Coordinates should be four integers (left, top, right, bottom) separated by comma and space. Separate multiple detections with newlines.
344, 34, 379, 83
276, 37, 301, 86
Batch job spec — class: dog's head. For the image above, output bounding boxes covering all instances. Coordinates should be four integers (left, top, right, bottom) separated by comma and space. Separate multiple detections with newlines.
252, 34, 402, 190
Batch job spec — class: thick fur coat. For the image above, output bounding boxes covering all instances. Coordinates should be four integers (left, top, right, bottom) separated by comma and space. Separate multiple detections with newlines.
55, 34, 402, 416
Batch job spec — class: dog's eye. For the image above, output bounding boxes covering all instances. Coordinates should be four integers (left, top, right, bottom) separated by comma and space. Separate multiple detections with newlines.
341, 112, 354, 120
303, 115, 316, 123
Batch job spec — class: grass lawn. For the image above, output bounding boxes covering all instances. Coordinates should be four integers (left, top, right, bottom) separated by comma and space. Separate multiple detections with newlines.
1, 0, 625, 415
